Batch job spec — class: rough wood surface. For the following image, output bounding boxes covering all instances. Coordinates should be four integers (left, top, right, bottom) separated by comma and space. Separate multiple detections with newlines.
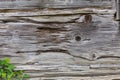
0, 0, 120, 80
0, 0, 112, 9
0, 10, 119, 80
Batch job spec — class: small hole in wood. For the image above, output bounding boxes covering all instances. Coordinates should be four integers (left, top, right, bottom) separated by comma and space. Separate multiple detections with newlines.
75, 36, 81, 41
91, 54, 96, 61
114, 12, 117, 20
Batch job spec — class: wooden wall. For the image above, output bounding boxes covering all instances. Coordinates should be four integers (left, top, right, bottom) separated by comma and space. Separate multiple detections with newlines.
0, 0, 120, 80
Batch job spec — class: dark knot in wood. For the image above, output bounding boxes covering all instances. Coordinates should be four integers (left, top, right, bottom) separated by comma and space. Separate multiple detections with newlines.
75, 35, 81, 41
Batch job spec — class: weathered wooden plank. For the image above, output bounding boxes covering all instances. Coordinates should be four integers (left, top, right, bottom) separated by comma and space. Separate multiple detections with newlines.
0, 8, 115, 17
23, 71, 120, 77
15, 64, 120, 72
0, 0, 113, 9
28, 76, 120, 80
40, 0, 113, 8
0, 9, 115, 23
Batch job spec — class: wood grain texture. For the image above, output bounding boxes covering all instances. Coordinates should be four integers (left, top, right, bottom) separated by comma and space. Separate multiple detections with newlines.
0, 0, 119, 80
0, 12, 119, 80
0, 0, 112, 9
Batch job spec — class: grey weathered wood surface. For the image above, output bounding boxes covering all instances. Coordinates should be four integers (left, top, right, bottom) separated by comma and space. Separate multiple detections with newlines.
0, 0, 120, 80
116, 0, 120, 20
0, 0, 112, 9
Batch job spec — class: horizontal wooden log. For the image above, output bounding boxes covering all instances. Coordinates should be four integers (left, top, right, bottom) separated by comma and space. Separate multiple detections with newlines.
15, 64, 120, 71
23, 71, 120, 77
0, 8, 115, 24
29, 76, 120, 80
0, 0, 113, 9
0, 8, 115, 17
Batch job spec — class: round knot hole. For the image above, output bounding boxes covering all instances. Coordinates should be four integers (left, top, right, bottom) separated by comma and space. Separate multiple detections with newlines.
75, 36, 81, 41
